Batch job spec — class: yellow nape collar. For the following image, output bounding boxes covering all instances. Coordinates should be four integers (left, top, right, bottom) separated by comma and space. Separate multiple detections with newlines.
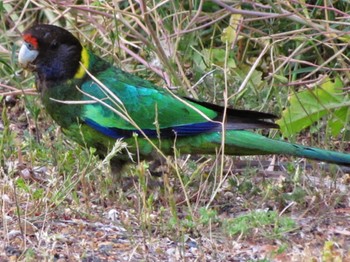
74, 47, 90, 79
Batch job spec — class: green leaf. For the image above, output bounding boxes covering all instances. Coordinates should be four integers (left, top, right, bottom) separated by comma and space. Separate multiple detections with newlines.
199, 207, 217, 225
232, 64, 263, 91
277, 77, 349, 137
16, 178, 30, 193
221, 13, 242, 44
33, 188, 44, 200
329, 106, 349, 136
211, 49, 236, 68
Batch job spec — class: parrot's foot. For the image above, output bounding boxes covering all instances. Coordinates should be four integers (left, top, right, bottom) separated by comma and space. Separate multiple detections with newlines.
148, 157, 169, 177
109, 157, 164, 191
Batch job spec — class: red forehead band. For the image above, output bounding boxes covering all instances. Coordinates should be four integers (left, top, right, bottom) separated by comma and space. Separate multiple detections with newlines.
23, 34, 38, 49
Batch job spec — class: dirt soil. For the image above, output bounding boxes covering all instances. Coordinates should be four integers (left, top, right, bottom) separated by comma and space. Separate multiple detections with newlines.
1, 96, 350, 261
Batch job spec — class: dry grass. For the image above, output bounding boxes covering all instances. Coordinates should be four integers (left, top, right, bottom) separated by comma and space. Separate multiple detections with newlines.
1, 0, 350, 260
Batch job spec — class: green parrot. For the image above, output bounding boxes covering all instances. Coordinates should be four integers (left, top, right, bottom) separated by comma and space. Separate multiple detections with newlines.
18, 24, 350, 170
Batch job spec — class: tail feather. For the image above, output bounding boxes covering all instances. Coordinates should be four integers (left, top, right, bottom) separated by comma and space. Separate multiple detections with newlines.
186, 130, 350, 166
217, 130, 350, 166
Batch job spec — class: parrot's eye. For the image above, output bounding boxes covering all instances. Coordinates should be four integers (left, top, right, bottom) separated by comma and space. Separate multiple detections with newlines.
26, 42, 34, 50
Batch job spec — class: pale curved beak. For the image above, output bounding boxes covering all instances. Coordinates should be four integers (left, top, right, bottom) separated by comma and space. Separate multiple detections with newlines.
18, 44, 39, 69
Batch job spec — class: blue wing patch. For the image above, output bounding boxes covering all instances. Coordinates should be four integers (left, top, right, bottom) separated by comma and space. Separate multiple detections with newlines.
84, 118, 221, 139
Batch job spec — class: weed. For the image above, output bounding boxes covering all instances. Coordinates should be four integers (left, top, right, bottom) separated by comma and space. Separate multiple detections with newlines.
1, 0, 350, 260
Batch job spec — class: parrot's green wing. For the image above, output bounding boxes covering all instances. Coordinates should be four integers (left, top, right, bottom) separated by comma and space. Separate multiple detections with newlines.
80, 66, 277, 139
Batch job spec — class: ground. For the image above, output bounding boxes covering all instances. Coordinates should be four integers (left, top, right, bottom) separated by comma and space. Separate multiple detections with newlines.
1, 97, 350, 261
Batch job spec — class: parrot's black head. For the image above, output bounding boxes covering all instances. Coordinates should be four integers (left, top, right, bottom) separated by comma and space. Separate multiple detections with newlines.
19, 24, 83, 81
